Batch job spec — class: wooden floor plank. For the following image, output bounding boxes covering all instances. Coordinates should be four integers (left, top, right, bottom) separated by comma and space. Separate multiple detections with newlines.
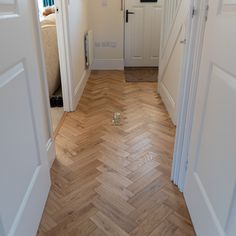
38, 71, 195, 235
149, 219, 179, 236
95, 186, 135, 215
92, 197, 137, 233
128, 168, 163, 194
90, 211, 129, 236
130, 204, 173, 236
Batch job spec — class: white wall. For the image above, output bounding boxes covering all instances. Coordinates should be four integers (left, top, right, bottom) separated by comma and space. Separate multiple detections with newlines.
159, 26, 186, 124
158, 0, 190, 124
67, 0, 90, 109
88, 0, 124, 70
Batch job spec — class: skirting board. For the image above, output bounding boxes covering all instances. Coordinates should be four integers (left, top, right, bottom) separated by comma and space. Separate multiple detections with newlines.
73, 69, 91, 110
91, 59, 124, 70
159, 81, 177, 125
47, 138, 56, 168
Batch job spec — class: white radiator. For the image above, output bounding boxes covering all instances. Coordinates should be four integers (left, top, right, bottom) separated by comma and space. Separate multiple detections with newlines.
85, 30, 94, 69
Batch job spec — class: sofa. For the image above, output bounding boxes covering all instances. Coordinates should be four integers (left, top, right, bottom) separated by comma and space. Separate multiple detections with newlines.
40, 13, 61, 97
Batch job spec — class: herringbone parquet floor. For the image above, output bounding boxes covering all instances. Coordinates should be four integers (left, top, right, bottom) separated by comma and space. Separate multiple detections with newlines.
38, 71, 195, 236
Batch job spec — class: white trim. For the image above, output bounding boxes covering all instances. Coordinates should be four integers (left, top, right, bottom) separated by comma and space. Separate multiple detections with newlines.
34, 0, 56, 167
73, 70, 91, 110
159, 81, 176, 124
91, 59, 124, 70
55, 0, 73, 112
46, 138, 56, 168
172, 0, 207, 191
184, 173, 226, 236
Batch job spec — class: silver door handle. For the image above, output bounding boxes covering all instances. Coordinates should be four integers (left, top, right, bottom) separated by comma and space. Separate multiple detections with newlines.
180, 39, 187, 44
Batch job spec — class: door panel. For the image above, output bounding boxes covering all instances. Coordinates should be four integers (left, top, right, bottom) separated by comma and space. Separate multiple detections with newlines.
0, 0, 51, 235
0, 63, 40, 233
125, 0, 162, 67
195, 65, 236, 227
0, 0, 18, 14
149, 6, 162, 61
131, 6, 145, 59
184, 0, 236, 235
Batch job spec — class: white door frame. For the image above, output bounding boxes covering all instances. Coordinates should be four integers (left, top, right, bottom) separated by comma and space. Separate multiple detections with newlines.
34, 0, 87, 165
36, 0, 74, 112
54, 0, 74, 112
34, 0, 76, 164
33, 0, 56, 166
171, 0, 208, 191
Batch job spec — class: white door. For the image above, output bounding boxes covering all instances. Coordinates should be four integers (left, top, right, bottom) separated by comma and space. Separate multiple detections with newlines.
0, 0, 51, 236
184, 0, 236, 235
125, 0, 162, 67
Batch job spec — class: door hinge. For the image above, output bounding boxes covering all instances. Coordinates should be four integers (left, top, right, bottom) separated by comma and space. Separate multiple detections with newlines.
205, 4, 209, 21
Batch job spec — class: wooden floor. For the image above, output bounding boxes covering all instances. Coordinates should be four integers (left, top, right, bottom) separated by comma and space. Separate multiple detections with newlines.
38, 71, 195, 236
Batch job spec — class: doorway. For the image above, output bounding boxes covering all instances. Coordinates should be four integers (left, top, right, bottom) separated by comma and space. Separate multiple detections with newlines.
124, 0, 162, 82
36, 0, 68, 134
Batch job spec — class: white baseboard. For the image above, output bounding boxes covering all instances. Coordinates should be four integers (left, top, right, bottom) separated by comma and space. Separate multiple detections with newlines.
73, 69, 91, 110
46, 138, 56, 168
91, 59, 124, 70
159, 81, 177, 125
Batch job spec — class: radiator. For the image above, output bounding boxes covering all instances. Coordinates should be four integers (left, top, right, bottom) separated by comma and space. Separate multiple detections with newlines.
84, 30, 94, 69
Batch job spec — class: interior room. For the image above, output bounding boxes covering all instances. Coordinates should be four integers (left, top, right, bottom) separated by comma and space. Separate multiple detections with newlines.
37, 0, 64, 133
37, 0, 195, 234
1, 0, 236, 235
88, 0, 162, 82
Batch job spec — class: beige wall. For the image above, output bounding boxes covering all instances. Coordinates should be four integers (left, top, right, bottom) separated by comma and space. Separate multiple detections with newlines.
88, 0, 124, 69
67, 0, 90, 107
158, 0, 189, 124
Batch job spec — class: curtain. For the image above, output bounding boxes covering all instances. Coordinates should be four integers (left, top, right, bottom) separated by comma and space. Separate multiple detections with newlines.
43, 0, 54, 7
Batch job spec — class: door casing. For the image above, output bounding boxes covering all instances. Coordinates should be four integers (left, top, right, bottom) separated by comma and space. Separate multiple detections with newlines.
54, 0, 73, 111
34, 0, 56, 166
171, 0, 208, 192
37, 0, 76, 112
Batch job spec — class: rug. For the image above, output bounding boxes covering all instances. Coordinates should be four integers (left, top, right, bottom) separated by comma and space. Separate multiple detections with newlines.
125, 67, 158, 82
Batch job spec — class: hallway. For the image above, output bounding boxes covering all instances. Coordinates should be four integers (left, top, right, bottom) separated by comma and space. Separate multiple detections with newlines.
38, 71, 195, 236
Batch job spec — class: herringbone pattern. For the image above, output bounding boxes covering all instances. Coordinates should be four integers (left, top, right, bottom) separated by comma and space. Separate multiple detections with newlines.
38, 71, 195, 236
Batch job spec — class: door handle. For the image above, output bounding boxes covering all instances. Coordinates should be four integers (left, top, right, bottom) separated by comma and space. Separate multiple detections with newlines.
126, 10, 135, 23
180, 39, 187, 44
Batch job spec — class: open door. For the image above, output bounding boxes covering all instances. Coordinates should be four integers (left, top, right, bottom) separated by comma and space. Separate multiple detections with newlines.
0, 0, 51, 235
184, 0, 236, 235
